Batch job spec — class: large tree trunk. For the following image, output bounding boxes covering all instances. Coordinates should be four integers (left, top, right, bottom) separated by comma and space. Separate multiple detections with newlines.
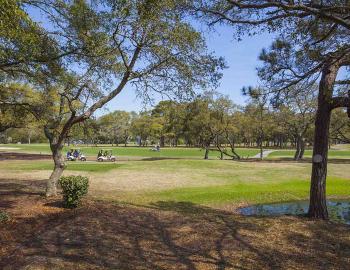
308, 62, 339, 219
308, 103, 331, 219
46, 143, 65, 197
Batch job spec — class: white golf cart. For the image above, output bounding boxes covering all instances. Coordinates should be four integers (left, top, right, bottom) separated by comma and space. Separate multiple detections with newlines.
150, 144, 160, 152
66, 149, 87, 161
97, 149, 116, 162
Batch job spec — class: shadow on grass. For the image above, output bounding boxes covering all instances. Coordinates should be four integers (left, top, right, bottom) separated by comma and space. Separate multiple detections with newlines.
140, 157, 184, 161
0, 180, 349, 269
0, 180, 45, 197
0, 152, 51, 161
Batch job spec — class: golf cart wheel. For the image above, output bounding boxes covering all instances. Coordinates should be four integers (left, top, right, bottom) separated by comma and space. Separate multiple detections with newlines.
111, 158, 116, 162
81, 158, 86, 162
98, 158, 103, 162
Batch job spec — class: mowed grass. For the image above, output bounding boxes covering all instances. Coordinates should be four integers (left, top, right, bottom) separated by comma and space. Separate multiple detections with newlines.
1, 156, 349, 207
0, 160, 123, 172
13, 158, 343, 207
144, 177, 350, 206
2, 143, 350, 160
268, 149, 350, 158
0, 143, 259, 159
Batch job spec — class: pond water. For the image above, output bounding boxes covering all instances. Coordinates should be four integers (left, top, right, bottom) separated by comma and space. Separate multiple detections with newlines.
239, 200, 350, 225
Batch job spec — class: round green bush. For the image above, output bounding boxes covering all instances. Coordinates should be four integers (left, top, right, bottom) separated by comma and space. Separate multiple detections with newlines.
59, 175, 89, 208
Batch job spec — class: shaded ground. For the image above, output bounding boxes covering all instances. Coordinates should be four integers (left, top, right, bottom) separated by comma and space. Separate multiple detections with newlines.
0, 152, 51, 161
0, 179, 349, 270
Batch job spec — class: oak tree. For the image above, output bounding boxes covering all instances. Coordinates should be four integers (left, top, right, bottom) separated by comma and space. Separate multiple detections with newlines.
2, 0, 224, 196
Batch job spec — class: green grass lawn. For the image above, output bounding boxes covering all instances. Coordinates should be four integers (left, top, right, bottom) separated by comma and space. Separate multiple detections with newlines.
1, 150, 349, 207
144, 177, 350, 206
2, 158, 341, 207
0, 143, 260, 159
2, 143, 350, 159
0, 161, 124, 172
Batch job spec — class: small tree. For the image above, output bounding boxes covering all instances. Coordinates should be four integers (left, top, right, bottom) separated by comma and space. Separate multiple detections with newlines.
242, 87, 271, 159
276, 85, 317, 160
330, 109, 350, 144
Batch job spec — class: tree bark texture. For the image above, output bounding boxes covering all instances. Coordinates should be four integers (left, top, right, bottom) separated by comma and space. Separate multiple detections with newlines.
308, 61, 340, 219
46, 143, 65, 197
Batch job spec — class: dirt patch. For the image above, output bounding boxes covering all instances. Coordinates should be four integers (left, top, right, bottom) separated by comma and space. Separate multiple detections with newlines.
0, 178, 349, 270
0, 152, 51, 161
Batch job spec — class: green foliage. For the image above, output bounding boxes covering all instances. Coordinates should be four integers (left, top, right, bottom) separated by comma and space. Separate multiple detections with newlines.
0, 0, 61, 80
97, 110, 136, 145
148, 177, 350, 206
330, 108, 350, 144
0, 84, 40, 132
59, 176, 89, 208
130, 111, 165, 146
0, 211, 10, 223
4, 125, 46, 144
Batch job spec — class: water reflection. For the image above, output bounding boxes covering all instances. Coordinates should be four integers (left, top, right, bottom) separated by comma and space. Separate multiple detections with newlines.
240, 200, 350, 225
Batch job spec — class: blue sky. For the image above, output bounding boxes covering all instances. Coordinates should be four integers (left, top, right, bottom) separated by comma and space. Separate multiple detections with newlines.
104, 25, 275, 113
26, 5, 275, 114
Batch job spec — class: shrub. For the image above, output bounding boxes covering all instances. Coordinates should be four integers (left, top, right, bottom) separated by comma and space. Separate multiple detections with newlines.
0, 211, 10, 223
59, 175, 89, 208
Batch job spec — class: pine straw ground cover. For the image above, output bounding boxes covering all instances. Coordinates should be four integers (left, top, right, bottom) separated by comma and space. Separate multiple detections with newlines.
0, 178, 349, 270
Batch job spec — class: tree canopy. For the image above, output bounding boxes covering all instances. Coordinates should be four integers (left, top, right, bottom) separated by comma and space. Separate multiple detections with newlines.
1, 0, 225, 196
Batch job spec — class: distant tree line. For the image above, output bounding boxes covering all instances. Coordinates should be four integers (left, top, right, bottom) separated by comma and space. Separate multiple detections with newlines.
4, 91, 348, 161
